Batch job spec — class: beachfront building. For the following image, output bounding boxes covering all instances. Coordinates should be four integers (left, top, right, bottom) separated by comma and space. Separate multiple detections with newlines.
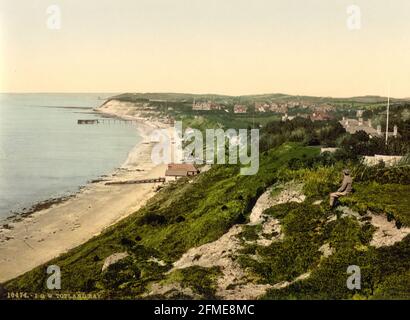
165, 164, 200, 180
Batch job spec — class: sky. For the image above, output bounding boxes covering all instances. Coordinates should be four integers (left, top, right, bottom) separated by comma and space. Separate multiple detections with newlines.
0, 0, 410, 97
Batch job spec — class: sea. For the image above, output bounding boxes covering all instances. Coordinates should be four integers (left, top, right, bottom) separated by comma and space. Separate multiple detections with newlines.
0, 93, 141, 219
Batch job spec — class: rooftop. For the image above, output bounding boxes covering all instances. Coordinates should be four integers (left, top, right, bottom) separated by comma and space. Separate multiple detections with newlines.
165, 163, 199, 177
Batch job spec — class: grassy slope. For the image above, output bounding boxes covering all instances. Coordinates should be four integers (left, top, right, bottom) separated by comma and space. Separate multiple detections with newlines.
260, 205, 410, 300
5, 144, 319, 297
5, 141, 410, 300
340, 183, 410, 227
258, 166, 410, 299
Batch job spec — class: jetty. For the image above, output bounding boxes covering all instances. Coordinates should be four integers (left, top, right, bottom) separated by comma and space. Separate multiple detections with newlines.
105, 178, 166, 185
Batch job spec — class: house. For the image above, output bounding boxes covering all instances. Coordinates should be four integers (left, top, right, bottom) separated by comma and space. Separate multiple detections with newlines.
289, 101, 301, 108
234, 105, 247, 114
270, 103, 288, 113
255, 103, 269, 113
339, 117, 399, 139
192, 100, 221, 111
165, 163, 200, 179
255, 102, 292, 113
340, 118, 379, 136
314, 104, 335, 112
310, 111, 333, 121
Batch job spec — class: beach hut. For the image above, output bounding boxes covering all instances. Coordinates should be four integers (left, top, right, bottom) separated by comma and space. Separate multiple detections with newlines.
165, 164, 199, 179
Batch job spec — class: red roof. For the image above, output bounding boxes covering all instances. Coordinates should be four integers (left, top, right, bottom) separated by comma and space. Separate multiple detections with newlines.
165, 163, 199, 177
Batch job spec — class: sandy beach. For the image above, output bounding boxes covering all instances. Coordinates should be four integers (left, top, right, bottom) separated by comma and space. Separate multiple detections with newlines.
0, 102, 170, 282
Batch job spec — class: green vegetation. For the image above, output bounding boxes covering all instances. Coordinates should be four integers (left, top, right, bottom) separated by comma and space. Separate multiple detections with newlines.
340, 183, 410, 227
339, 130, 410, 157
154, 266, 221, 299
262, 226, 410, 300
238, 203, 324, 284
235, 187, 410, 299
5, 143, 319, 297
260, 118, 346, 151
179, 113, 280, 131
256, 157, 410, 299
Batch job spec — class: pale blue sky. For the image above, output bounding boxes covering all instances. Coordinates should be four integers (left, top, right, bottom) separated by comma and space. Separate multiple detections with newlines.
1, 0, 409, 97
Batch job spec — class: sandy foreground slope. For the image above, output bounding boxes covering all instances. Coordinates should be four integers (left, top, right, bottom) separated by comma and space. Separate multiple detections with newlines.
0, 104, 171, 282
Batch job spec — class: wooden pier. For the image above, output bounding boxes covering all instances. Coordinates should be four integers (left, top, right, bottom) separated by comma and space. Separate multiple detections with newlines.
78, 119, 99, 124
77, 119, 141, 125
105, 177, 166, 185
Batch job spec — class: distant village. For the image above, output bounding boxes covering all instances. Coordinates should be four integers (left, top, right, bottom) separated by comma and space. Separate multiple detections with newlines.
192, 99, 336, 117
96, 94, 405, 182
191, 99, 401, 139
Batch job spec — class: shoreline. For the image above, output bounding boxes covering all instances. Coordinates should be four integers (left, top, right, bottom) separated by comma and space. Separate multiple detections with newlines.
0, 105, 162, 226
0, 102, 171, 283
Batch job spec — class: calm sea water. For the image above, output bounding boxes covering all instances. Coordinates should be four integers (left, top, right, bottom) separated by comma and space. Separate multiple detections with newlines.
0, 93, 141, 219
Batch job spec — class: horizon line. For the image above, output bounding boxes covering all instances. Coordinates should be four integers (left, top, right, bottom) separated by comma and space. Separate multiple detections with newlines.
0, 91, 409, 100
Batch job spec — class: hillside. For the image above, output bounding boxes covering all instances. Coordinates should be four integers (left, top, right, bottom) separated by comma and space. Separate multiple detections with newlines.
5, 124, 410, 299
108, 92, 410, 105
